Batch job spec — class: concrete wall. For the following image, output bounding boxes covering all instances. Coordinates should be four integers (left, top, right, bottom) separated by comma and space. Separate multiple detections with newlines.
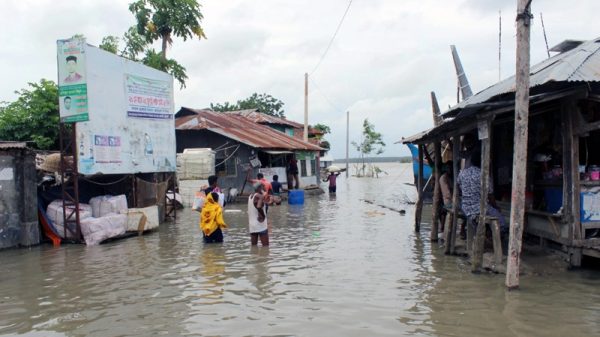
0, 149, 39, 249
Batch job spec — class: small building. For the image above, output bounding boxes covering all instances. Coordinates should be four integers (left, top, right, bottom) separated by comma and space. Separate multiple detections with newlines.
175, 108, 323, 191
0, 142, 39, 249
403, 37, 600, 266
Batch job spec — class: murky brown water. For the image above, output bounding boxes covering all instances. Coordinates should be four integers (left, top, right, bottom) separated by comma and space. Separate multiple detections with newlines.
1, 163, 599, 337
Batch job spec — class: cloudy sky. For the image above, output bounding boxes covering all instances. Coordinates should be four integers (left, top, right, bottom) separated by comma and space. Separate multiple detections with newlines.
1, 0, 599, 158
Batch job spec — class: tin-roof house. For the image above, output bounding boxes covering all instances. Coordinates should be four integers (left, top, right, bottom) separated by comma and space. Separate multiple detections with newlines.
175, 108, 323, 191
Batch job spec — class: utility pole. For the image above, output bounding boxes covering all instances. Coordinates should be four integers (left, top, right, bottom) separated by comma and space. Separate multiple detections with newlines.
304, 73, 309, 142
506, 0, 533, 290
346, 110, 349, 178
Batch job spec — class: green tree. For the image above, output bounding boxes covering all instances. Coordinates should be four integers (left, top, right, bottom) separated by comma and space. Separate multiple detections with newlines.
210, 93, 286, 117
99, 35, 120, 54
312, 123, 331, 135
100, 28, 189, 88
129, 0, 206, 61
210, 101, 238, 112
0, 79, 60, 150
351, 118, 386, 177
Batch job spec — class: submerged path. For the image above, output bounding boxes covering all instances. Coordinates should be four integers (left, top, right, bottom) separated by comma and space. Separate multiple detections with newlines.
1, 163, 599, 336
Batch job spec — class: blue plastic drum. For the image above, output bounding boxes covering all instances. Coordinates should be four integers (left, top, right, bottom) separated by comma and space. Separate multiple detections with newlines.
288, 190, 305, 205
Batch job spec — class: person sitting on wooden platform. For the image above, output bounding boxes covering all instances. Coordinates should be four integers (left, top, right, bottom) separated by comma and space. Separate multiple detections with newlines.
457, 150, 507, 236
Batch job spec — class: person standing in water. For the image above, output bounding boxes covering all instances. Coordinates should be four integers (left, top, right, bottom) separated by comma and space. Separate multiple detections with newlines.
200, 192, 227, 243
324, 171, 341, 193
248, 183, 269, 246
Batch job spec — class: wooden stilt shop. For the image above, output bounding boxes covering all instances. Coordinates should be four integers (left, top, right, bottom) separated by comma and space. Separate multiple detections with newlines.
402, 36, 600, 286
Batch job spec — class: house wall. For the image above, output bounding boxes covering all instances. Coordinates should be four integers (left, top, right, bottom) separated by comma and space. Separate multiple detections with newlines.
0, 149, 39, 249
176, 130, 255, 191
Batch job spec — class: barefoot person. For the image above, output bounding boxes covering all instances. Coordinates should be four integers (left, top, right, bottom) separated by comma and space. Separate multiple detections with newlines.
248, 183, 269, 246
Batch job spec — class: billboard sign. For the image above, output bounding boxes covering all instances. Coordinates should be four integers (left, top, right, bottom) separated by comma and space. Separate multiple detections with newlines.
57, 37, 89, 123
57, 37, 176, 174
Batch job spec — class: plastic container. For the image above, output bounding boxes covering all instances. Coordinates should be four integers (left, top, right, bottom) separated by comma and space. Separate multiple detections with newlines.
288, 190, 305, 205
544, 188, 563, 213
589, 165, 600, 181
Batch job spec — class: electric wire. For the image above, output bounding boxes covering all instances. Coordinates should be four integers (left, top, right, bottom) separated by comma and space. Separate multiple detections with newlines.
310, 0, 353, 75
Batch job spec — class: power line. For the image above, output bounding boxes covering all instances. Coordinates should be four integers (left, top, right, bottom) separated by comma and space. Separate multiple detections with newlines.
310, 0, 353, 75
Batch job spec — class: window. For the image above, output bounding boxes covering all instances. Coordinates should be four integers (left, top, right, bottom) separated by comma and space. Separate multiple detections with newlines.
300, 159, 308, 177
311, 159, 317, 176
215, 155, 237, 176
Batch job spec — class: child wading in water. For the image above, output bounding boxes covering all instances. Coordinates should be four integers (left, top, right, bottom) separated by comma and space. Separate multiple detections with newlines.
200, 192, 228, 243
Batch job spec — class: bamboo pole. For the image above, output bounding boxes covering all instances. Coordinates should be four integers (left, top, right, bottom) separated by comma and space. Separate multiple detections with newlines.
506, 0, 533, 290
431, 141, 442, 241
415, 144, 425, 232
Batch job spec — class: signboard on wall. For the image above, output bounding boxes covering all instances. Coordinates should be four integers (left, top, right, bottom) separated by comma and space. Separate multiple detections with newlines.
57, 38, 89, 122
258, 167, 288, 184
57, 37, 176, 175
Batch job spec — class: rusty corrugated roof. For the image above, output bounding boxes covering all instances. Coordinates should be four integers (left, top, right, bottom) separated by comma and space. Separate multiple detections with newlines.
176, 108, 322, 151
444, 37, 600, 118
227, 109, 304, 128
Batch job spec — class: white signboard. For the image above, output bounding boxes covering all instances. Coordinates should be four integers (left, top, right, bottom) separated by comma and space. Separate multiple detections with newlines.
58, 38, 176, 175
258, 167, 287, 184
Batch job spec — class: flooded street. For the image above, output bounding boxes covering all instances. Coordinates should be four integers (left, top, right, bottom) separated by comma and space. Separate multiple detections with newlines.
1, 163, 600, 336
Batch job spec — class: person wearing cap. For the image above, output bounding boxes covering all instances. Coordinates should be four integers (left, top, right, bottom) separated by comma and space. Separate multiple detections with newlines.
248, 182, 269, 246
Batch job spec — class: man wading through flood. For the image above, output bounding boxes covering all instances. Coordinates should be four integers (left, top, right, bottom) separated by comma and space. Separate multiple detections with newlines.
248, 182, 269, 246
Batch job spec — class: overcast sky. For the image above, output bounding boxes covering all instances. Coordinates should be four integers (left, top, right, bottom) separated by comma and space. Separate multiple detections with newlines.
1, 0, 599, 158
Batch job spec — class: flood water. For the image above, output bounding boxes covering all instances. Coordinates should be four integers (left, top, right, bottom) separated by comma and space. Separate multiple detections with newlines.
1, 163, 600, 337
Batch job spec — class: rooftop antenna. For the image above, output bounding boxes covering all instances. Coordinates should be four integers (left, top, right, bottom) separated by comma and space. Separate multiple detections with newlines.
540, 12, 551, 58
499, 10, 502, 81
450, 45, 473, 102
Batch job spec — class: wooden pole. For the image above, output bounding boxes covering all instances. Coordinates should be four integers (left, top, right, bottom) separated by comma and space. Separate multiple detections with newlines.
415, 144, 425, 232
431, 141, 442, 241
506, 0, 533, 290
346, 110, 349, 178
445, 135, 461, 255
431, 92, 443, 127
563, 100, 583, 266
304, 73, 309, 142
472, 119, 491, 272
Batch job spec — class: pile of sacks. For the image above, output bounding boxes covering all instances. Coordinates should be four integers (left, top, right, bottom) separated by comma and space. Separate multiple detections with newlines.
47, 195, 128, 245
46, 200, 93, 239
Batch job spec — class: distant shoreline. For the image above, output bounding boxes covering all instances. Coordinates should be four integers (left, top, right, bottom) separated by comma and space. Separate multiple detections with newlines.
333, 156, 412, 164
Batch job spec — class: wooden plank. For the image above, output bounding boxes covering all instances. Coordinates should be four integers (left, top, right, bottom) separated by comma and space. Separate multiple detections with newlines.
431, 141, 442, 241
506, 0, 532, 290
414, 144, 424, 232
450, 136, 461, 254
472, 120, 491, 272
